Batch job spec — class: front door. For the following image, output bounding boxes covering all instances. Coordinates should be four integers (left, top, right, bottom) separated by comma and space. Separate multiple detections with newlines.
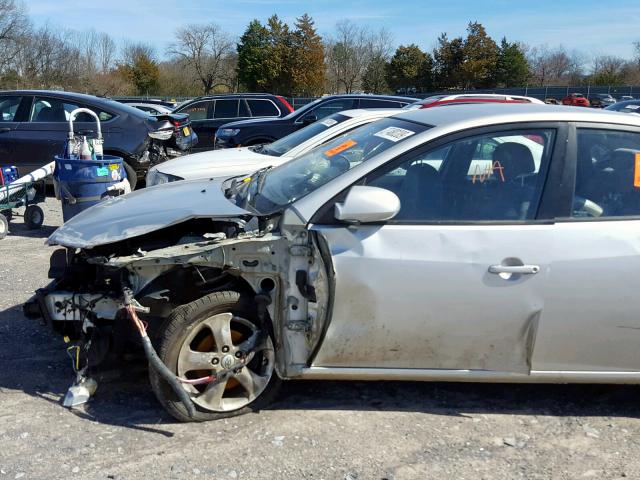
311, 126, 562, 373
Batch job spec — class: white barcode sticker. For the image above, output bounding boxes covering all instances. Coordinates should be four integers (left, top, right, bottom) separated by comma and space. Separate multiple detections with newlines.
321, 118, 338, 127
374, 126, 415, 142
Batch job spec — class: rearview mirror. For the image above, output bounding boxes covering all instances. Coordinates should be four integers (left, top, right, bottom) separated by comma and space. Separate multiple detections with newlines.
335, 186, 400, 224
301, 114, 317, 125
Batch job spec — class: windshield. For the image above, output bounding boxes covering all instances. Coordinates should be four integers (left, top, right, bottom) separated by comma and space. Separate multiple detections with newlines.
262, 113, 350, 156
233, 117, 429, 214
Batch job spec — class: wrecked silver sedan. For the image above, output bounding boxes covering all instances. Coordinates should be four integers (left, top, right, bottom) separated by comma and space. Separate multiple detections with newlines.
26, 104, 640, 421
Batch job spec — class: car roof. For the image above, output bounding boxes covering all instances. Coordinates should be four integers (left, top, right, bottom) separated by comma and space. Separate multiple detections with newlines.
394, 103, 640, 129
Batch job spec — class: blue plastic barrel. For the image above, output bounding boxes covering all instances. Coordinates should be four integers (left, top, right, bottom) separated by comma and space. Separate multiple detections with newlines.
54, 155, 126, 222
0, 166, 18, 185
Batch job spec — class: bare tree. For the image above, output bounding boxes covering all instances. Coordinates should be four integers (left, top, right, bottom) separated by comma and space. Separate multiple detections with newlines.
97, 32, 116, 74
168, 23, 235, 94
528, 45, 584, 86
0, 0, 29, 71
325, 21, 374, 93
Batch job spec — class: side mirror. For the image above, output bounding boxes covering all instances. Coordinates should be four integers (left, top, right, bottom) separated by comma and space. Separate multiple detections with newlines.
301, 114, 317, 125
335, 186, 400, 224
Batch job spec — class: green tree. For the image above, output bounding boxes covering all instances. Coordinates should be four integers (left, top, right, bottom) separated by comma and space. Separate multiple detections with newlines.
459, 21, 499, 88
432, 33, 464, 89
494, 38, 529, 87
290, 14, 325, 96
265, 14, 292, 94
362, 55, 388, 93
385, 44, 433, 92
237, 19, 273, 91
121, 43, 159, 94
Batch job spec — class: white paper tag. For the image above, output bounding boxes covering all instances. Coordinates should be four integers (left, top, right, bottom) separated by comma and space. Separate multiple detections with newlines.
374, 126, 415, 142
321, 118, 338, 127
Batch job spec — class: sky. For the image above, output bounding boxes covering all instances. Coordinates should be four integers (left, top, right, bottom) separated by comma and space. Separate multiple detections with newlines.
25, 0, 640, 62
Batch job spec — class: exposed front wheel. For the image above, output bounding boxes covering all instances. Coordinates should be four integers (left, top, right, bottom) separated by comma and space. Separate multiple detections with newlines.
149, 291, 280, 422
0, 213, 7, 239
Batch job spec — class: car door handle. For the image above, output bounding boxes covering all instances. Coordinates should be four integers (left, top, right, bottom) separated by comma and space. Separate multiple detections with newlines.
0, 127, 11, 133
489, 265, 540, 275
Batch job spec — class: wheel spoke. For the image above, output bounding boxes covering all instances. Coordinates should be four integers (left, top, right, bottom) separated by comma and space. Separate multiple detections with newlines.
234, 367, 269, 401
202, 313, 234, 351
199, 378, 228, 411
177, 348, 217, 373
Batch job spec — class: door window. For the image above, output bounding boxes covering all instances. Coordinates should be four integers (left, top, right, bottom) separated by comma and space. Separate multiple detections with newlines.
247, 99, 279, 117
0, 96, 22, 122
30, 97, 113, 122
178, 100, 212, 121
214, 99, 239, 119
358, 99, 404, 109
311, 99, 355, 120
572, 129, 640, 218
366, 129, 555, 222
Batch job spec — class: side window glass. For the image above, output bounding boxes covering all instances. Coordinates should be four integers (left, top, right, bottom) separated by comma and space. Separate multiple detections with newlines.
247, 99, 279, 117
359, 99, 401, 109
214, 99, 239, 119
178, 100, 212, 121
312, 99, 354, 120
366, 129, 555, 222
573, 129, 640, 218
239, 99, 250, 117
30, 97, 113, 123
0, 96, 22, 121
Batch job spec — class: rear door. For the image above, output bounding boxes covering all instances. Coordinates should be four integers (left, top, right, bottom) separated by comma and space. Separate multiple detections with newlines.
0, 94, 27, 167
532, 124, 640, 373
310, 124, 564, 373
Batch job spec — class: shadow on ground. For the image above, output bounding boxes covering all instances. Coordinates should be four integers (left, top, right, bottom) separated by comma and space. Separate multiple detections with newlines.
1, 302, 639, 432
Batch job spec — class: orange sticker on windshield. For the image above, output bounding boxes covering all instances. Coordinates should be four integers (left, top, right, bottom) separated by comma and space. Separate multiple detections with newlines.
324, 139, 357, 157
635, 153, 640, 188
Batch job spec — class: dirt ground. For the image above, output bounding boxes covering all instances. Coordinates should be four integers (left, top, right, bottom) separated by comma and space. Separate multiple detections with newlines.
1, 198, 640, 480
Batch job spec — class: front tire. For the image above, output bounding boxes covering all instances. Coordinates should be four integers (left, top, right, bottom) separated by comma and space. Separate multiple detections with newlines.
149, 291, 281, 422
24, 205, 44, 229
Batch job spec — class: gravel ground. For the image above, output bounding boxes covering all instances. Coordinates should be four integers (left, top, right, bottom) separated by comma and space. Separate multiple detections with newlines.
1, 198, 640, 479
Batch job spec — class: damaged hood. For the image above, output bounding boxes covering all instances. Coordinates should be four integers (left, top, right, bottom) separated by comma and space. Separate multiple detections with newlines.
47, 178, 252, 249
156, 147, 284, 181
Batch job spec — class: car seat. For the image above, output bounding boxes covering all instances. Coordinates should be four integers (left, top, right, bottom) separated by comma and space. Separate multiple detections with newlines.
396, 163, 442, 220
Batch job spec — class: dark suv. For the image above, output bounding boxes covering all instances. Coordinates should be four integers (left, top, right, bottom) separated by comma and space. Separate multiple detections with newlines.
173, 94, 294, 151
0, 90, 198, 188
214, 94, 418, 149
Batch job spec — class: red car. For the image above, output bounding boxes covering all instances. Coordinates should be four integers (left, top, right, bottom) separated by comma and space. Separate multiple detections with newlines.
561, 93, 590, 107
405, 94, 545, 110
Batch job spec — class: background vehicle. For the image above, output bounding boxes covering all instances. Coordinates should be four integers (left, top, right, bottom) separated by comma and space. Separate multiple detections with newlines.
589, 94, 616, 108
214, 94, 417, 149
146, 108, 405, 186
619, 95, 634, 101
174, 94, 294, 152
113, 98, 178, 109
29, 104, 640, 422
562, 93, 590, 107
0, 91, 198, 189
545, 98, 560, 105
405, 93, 545, 109
125, 103, 173, 115
605, 100, 640, 114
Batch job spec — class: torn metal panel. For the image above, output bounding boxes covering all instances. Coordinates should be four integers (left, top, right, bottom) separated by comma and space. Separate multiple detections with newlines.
47, 177, 251, 249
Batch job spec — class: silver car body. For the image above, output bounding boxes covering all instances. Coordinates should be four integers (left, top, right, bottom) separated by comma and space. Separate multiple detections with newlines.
43, 104, 640, 385
145, 109, 405, 186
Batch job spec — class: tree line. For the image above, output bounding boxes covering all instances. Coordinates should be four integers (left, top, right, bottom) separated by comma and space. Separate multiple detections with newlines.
1, 0, 640, 98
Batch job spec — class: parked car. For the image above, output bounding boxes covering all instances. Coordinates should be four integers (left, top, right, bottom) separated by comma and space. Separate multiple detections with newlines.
0, 91, 198, 188
619, 96, 634, 101
605, 100, 640, 114
405, 94, 545, 109
214, 94, 418, 149
27, 104, 640, 421
126, 103, 173, 115
589, 94, 616, 108
545, 98, 560, 105
173, 94, 294, 152
146, 108, 405, 186
562, 93, 590, 107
